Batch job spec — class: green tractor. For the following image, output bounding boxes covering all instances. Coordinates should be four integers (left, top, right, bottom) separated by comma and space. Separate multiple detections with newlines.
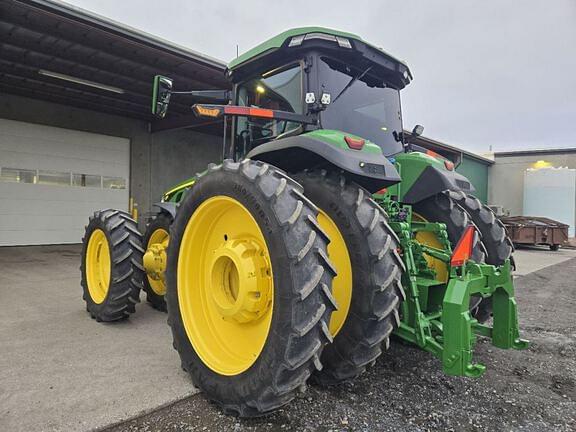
80, 27, 527, 416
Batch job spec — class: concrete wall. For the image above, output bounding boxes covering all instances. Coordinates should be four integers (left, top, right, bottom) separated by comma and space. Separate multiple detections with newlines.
0, 94, 222, 228
456, 156, 490, 203
150, 128, 222, 204
489, 152, 576, 215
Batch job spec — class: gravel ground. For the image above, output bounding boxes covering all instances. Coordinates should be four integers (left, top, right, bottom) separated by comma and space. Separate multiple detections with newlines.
104, 258, 576, 432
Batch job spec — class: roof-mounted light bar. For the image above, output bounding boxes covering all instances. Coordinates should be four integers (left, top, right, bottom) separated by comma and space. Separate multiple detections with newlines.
288, 33, 352, 49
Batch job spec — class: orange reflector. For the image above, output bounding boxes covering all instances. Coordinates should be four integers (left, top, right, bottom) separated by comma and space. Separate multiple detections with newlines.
344, 136, 365, 150
376, 187, 387, 195
450, 226, 476, 267
426, 149, 440, 158
444, 160, 455, 171
194, 105, 222, 118
224, 106, 274, 118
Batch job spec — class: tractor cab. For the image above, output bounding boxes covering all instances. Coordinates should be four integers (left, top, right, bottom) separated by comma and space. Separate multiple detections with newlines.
226, 27, 413, 159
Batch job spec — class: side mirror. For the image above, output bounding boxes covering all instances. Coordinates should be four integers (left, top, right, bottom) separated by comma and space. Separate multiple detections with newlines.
411, 124, 424, 137
152, 75, 173, 118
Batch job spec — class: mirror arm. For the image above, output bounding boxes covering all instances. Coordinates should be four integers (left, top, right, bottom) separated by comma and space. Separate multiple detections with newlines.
171, 90, 231, 98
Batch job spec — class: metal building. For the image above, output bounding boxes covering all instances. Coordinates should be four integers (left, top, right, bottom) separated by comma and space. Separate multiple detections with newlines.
0, 0, 229, 245
0, 0, 498, 246
489, 148, 576, 226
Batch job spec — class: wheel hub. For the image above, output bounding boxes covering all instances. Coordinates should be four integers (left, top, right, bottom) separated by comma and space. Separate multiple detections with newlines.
210, 239, 271, 324
143, 243, 167, 281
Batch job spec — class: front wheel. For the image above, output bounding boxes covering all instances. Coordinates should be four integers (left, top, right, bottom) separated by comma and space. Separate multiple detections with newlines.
166, 160, 336, 417
81, 209, 144, 321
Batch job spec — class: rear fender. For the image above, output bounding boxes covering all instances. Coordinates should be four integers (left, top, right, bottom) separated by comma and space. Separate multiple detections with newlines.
402, 165, 475, 204
246, 133, 401, 193
390, 152, 475, 204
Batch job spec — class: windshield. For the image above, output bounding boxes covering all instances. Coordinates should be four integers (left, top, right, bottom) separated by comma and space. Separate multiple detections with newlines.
235, 64, 303, 156
318, 57, 404, 156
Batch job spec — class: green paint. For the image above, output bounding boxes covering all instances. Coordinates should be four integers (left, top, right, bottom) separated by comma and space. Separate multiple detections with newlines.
377, 197, 528, 377
151, 75, 160, 114
162, 177, 196, 203
304, 129, 382, 154
456, 156, 489, 203
228, 26, 409, 72
386, 151, 445, 201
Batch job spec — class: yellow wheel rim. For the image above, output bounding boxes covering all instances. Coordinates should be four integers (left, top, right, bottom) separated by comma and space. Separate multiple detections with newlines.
413, 213, 448, 282
145, 228, 169, 296
317, 210, 352, 337
86, 229, 111, 304
178, 196, 274, 376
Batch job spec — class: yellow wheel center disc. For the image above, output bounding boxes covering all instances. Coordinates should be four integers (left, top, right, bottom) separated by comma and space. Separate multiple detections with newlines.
178, 196, 273, 376
412, 213, 448, 282
86, 229, 111, 304
317, 210, 352, 337
144, 228, 169, 296
210, 239, 271, 324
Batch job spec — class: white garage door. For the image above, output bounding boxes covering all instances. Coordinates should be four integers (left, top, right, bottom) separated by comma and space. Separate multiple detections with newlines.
0, 119, 130, 246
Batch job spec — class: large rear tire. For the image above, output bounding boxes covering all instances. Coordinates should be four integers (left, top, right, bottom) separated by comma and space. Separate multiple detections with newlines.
449, 191, 515, 322
296, 171, 404, 385
81, 209, 144, 322
166, 160, 336, 417
412, 192, 488, 320
449, 191, 514, 265
142, 212, 172, 312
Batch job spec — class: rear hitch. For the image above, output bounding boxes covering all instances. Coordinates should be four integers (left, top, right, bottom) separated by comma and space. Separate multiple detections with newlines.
441, 259, 529, 377
388, 213, 529, 378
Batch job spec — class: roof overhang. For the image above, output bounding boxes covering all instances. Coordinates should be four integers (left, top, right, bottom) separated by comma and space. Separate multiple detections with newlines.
407, 131, 494, 166
494, 148, 576, 157
0, 0, 230, 134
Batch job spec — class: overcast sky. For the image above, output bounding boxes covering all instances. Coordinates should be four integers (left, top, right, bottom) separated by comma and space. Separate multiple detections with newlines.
64, 0, 576, 154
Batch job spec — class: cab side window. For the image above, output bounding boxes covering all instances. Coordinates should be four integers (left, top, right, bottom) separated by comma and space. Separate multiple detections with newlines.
235, 64, 303, 155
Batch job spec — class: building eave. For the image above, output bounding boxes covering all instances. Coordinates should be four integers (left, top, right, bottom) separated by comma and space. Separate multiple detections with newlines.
405, 131, 494, 165
17, 0, 227, 70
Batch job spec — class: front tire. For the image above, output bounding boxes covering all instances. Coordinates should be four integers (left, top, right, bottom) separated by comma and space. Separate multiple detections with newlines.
81, 209, 144, 322
166, 160, 336, 417
296, 171, 404, 385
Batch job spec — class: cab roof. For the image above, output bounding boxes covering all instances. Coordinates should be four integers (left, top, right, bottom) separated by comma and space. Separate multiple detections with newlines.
227, 27, 413, 89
